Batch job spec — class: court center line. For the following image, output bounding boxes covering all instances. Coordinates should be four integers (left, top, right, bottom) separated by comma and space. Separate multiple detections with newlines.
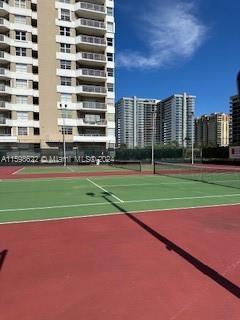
87, 178, 124, 203
0, 193, 240, 213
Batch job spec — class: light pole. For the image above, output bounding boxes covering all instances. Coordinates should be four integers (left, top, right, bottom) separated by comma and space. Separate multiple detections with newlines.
191, 111, 194, 165
152, 106, 157, 166
60, 103, 67, 166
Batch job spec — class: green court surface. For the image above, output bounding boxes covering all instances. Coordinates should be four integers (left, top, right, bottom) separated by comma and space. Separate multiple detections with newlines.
0, 174, 240, 224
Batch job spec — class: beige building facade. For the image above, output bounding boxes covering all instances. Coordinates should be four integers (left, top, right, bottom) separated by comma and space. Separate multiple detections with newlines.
195, 113, 230, 147
0, 0, 115, 151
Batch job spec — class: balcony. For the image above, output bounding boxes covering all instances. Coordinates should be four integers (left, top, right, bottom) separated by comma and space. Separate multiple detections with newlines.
75, 2, 106, 19
73, 134, 107, 143
0, 51, 10, 63
77, 101, 106, 111
76, 68, 106, 81
0, 67, 10, 79
0, 34, 10, 48
77, 118, 107, 126
76, 35, 106, 51
0, 83, 11, 94
0, 116, 11, 126
76, 52, 106, 66
75, 18, 105, 35
0, 1, 9, 15
0, 18, 10, 31
77, 85, 106, 96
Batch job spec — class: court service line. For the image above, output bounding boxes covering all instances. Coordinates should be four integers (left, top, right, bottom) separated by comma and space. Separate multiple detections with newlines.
1, 202, 240, 225
87, 178, 124, 203
0, 193, 240, 213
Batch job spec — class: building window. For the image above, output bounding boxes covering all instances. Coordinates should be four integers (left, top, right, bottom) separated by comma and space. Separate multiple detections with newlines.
107, 53, 113, 62
60, 93, 72, 103
34, 128, 40, 135
18, 127, 28, 136
17, 112, 28, 120
61, 110, 72, 119
61, 126, 72, 135
16, 31, 27, 41
61, 9, 71, 21
16, 47, 27, 56
16, 64, 27, 72
16, 96, 28, 104
15, 0, 26, 8
107, 7, 113, 16
60, 26, 70, 37
16, 79, 28, 88
60, 43, 71, 53
107, 68, 114, 77
107, 38, 113, 46
107, 22, 114, 32
61, 77, 71, 86
107, 83, 114, 92
60, 60, 71, 70
15, 15, 27, 24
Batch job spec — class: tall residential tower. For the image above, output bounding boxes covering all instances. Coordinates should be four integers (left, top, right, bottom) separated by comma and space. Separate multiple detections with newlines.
230, 71, 240, 145
0, 0, 115, 151
157, 93, 195, 147
115, 96, 159, 149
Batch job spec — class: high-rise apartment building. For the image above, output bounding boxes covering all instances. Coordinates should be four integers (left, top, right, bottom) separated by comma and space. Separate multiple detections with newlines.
195, 113, 230, 148
157, 93, 195, 147
0, 0, 115, 151
230, 71, 240, 145
115, 96, 159, 148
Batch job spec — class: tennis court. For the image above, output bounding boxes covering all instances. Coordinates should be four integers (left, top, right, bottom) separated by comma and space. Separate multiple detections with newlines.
0, 163, 240, 319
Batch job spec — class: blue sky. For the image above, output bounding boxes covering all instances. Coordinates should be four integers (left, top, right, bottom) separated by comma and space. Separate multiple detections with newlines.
115, 0, 240, 116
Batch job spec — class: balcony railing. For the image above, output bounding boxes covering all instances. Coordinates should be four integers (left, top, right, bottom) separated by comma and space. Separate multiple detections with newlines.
81, 85, 106, 94
0, 100, 5, 108
0, 117, 8, 124
82, 101, 106, 110
77, 2, 105, 13
79, 68, 106, 78
0, 84, 6, 91
82, 119, 107, 125
78, 35, 106, 45
78, 18, 105, 29
78, 133, 106, 137
80, 52, 106, 62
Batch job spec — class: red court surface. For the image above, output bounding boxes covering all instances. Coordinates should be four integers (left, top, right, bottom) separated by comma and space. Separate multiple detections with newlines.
0, 166, 151, 180
0, 205, 240, 320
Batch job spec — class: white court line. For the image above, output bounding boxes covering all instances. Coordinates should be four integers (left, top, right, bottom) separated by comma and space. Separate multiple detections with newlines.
0, 192, 240, 213
1, 202, 240, 225
67, 166, 75, 172
11, 167, 25, 175
87, 178, 124, 203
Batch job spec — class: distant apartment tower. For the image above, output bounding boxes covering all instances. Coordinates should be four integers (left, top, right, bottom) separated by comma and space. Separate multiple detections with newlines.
157, 93, 195, 147
0, 0, 115, 151
230, 71, 240, 145
195, 113, 230, 147
115, 97, 159, 148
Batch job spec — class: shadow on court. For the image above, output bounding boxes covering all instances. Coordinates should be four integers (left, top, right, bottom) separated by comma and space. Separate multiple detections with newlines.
86, 191, 240, 299
0, 250, 8, 271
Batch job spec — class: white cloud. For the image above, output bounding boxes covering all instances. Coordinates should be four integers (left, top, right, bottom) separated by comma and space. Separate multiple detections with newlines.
117, 1, 207, 69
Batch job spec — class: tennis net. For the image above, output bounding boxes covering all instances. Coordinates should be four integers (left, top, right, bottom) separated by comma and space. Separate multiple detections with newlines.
154, 161, 240, 189
110, 160, 142, 172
